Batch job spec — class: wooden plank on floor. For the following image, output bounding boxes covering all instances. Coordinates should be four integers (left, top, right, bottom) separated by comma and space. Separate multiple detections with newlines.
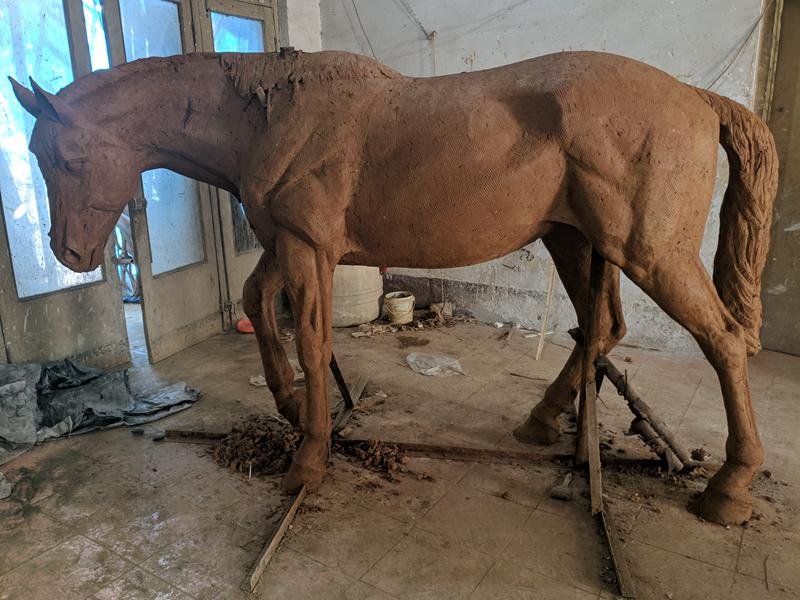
241, 484, 308, 593
599, 510, 637, 598
586, 382, 603, 515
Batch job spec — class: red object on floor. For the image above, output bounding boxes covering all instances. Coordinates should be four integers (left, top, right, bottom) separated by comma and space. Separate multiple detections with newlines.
236, 318, 255, 334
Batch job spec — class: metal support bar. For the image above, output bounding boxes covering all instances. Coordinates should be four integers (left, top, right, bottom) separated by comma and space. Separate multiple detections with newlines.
329, 354, 353, 409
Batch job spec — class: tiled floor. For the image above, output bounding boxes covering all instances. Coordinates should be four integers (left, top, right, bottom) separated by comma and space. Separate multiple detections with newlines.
1, 319, 798, 599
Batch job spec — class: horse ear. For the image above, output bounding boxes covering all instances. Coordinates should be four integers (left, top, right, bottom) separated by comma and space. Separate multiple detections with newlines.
29, 77, 77, 124
8, 77, 41, 118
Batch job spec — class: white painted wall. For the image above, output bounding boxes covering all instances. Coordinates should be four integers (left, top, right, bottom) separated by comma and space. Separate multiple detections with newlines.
319, 0, 767, 353
284, 0, 322, 51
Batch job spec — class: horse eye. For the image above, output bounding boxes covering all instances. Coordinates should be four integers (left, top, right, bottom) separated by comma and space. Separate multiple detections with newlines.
64, 159, 86, 173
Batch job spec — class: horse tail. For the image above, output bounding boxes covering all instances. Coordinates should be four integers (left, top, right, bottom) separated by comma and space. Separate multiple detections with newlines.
693, 87, 779, 356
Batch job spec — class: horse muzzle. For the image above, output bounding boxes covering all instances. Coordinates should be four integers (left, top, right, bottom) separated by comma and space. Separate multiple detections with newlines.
51, 239, 103, 273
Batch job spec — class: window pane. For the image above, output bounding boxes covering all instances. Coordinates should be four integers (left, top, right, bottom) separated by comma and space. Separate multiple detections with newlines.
0, 0, 102, 298
82, 0, 110, 71
210, 11, 264, 253
211, 12, 265, 53
119, 0, 205, 275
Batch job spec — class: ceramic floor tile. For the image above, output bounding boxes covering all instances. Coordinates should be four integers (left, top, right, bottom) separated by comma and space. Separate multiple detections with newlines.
501, 507, 606, 595
418, 482, 533, 556
141, 520, 257, 599
285, 498, 411, 579
250, 548, 359, 599
469, 559, 599, 600
361, 527, 493, 600
623, 540, 735, 600
91, 566, 194, 600
0, 508, 73, 576
0, 535, 130, 600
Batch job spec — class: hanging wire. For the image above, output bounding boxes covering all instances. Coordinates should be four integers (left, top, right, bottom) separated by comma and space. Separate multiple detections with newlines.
397, 0, 434, 40
705, 0, 775, 90
350, 0, 377, 59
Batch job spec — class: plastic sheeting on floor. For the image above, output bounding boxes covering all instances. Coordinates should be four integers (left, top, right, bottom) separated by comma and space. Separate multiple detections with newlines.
0, 359, 200, 465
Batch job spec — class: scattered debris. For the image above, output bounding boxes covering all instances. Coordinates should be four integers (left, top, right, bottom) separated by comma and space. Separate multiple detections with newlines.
212, 416, 300, 476
250, 359, 304, 387
249, 375, 267, 387
429, 301, 453, 322
691, 447, 712, 462
351, 309, 473, 338
406, 352, 464, 377
549, 471, 575, 501
493, 321, 504, 328
509, 372, 549, 382
333, 439, 406, 480
0, 472, 13, 500
279, 329, 295, 343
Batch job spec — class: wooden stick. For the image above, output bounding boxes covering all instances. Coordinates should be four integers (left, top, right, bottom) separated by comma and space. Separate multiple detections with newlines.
596, 355, 692, 465
241, 485, 308, 593
598, 511, 637, 598
161, 429, 226, 444
333, 437, 571, 464
535, 262, 558, 361
586, 382, 603, 515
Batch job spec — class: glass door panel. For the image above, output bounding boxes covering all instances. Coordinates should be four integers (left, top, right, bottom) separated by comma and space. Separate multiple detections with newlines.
0, 0, 102, 298
195, 0, 276, 324
102, 0, 223, 362
119, 0, 205, 275
0, 0, 129, 367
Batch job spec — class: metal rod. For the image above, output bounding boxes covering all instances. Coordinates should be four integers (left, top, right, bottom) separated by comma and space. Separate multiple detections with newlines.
329, 353, 354, 409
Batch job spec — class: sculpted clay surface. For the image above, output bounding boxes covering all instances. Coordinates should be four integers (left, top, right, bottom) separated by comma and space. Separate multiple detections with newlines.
9, 49, 778, 525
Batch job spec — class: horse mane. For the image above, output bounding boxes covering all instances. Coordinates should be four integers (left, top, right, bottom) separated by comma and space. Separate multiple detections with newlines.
58, 54, 220, 102
220, 50, 404, 101
58, 51, 402, 106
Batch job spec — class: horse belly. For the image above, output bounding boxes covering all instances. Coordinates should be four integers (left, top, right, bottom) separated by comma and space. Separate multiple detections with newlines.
346, 143, 567, 269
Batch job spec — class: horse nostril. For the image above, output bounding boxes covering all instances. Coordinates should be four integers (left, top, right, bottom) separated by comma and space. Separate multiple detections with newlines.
63, 246, 82, 264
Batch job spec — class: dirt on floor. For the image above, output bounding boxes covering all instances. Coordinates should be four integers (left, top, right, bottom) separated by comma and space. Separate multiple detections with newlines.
332, 439, 409, 481
211, 415, 300, 476
211, 415, 413, 482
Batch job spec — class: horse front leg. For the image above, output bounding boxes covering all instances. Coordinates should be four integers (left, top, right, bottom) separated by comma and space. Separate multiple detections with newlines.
242, 251, 304, 426
276, 230, 337, 492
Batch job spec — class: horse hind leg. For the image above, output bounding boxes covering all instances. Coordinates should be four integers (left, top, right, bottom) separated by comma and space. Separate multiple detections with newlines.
514, 225, 626, 445
623, 253, 762, 524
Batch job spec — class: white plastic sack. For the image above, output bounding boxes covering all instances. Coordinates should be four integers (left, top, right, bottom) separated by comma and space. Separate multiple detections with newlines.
406, 352, 464, 377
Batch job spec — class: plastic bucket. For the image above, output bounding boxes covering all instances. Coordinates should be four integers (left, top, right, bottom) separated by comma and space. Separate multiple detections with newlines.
384, 291, 415, 325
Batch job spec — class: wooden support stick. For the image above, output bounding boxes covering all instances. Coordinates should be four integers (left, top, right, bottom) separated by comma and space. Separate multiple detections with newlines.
333, 437, 571, 464
161, 429, 226, 444
535, 262, 558, 361
586, 382, 603, 515
241, 485, 308, 593
596, 355, 692, 466
598, 511, 637, 598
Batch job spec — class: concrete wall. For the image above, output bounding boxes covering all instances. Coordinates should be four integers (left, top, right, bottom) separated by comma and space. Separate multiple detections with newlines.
281, 0, 322, 51
319, 0, 768, 353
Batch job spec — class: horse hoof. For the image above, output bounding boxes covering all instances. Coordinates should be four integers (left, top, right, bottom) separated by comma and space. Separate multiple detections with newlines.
690, 486, 752, 525
281, 438, 326, 493
513, 416, 561, 446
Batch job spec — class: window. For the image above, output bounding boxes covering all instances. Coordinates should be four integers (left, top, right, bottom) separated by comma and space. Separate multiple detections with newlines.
0, 0, 103, 298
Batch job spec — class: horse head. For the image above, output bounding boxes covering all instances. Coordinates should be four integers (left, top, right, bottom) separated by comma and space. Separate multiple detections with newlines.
9, 77, 142, 273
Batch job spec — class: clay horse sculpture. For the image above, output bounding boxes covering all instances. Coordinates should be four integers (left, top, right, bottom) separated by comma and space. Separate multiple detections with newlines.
10, 49, 778, 525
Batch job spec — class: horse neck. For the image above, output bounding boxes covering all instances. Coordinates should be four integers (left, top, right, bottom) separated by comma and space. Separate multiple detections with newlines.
92, 56, 251, 195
